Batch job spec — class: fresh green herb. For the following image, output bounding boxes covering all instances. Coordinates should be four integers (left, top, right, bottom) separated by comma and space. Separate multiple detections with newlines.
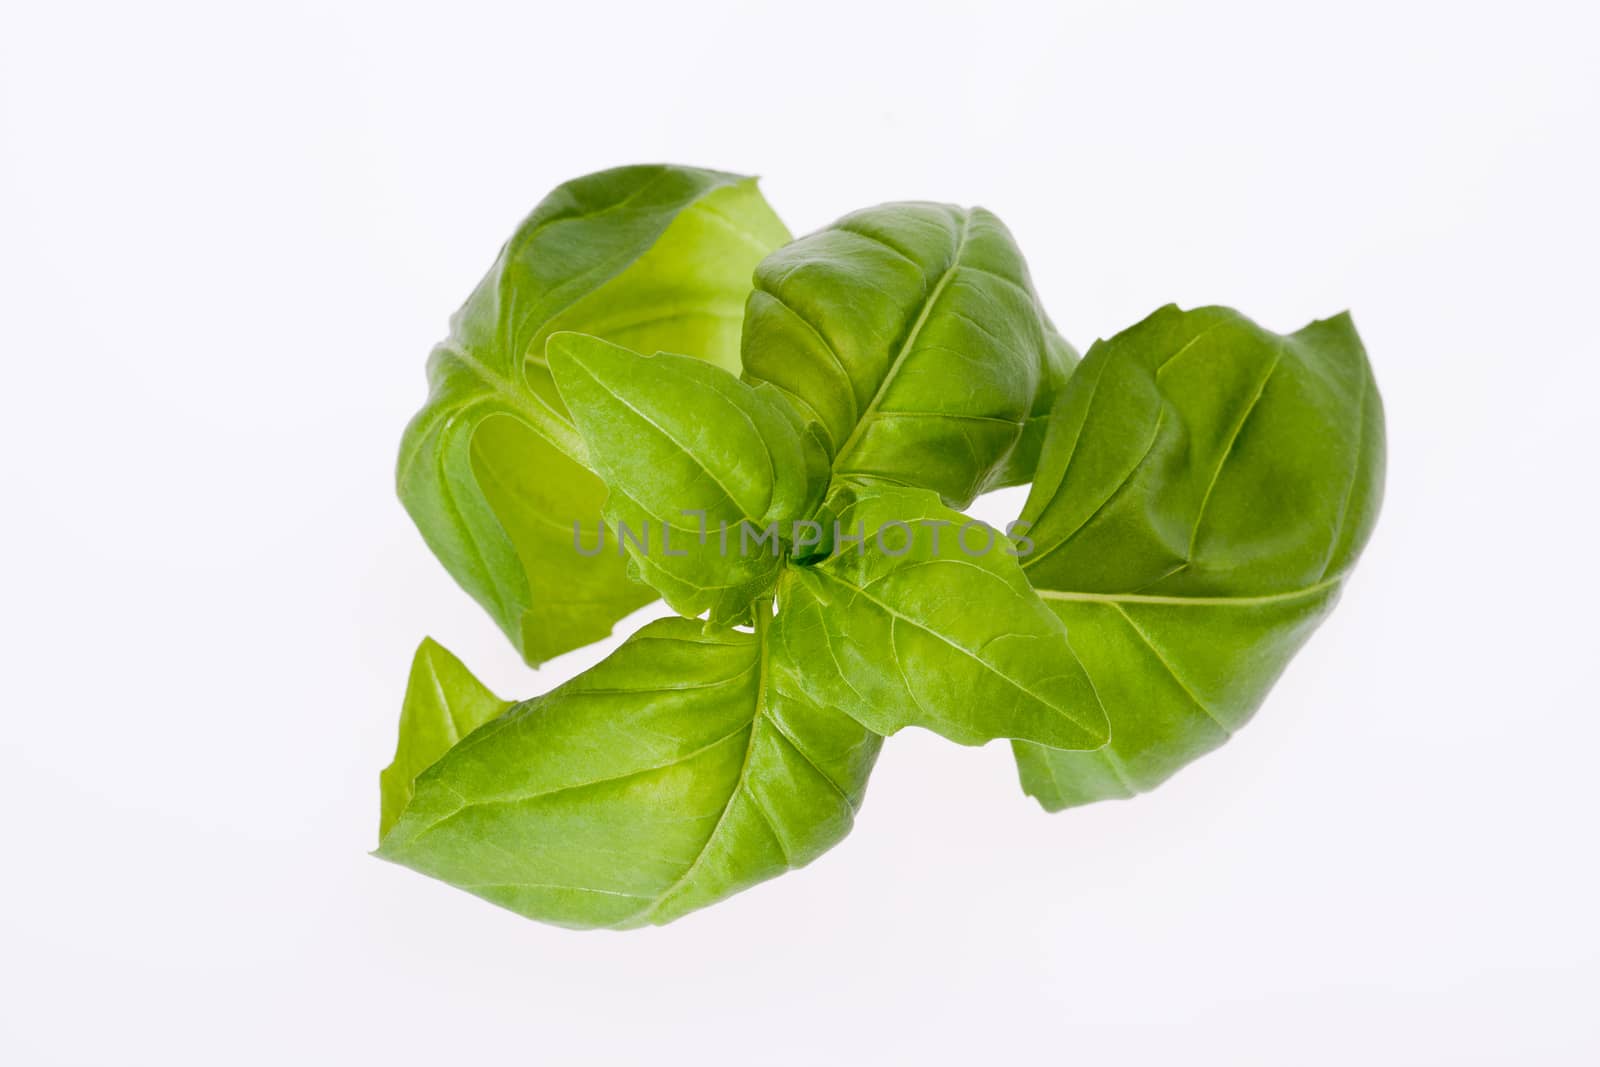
380, 164, 1385, 928
1010, 305, 1384, 808
378, 613, 878, 929
772, 482, 1109, 750
545, 331, 827, 626
740, 202, 1060, 506
396, 165, 790, 666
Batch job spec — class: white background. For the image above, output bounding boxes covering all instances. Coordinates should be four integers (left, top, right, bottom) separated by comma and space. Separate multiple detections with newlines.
3, 1, 1597, 1063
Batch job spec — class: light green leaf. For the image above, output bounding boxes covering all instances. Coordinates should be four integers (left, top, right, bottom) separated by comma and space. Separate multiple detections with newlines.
1013, 305, 1386, 810
376, 612, 881, 929
378, 639, 512, 839
740, 202, 1050, 507
772, 483, 1109, 749
546, 332, 826, 625
397, 165, 791, 665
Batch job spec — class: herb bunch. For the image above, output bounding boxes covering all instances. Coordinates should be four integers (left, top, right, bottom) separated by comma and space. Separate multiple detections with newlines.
379, 165, 1385, 929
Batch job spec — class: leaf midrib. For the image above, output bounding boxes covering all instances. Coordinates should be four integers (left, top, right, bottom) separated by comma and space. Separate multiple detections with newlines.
1033, 576, 1342, 607
828, 211, 974, 475
806, 564, 1105, 742
567, 356, 768, 521
627, 603, 776, 925
438, 340, 588, 461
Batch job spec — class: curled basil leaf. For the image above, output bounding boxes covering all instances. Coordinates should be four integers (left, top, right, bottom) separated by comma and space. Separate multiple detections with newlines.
546, 332, 826, 625
376, 613, 880, 929
1012, 305, 1385, 810
773, 483, 1109, 750
984, 316, 1081, 490
378, 639, 512, 840
741, 203, 1049, 507
397, 165, 790, 665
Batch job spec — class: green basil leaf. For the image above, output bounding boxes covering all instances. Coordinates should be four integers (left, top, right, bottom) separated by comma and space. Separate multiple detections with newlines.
546, 332, 825, 625
772, 483, 1109, 749
751, 377, 835, 521
376, 612, 881, 929
397, 165, 791, 665
984, 314, 1082, 489
740, 203, 1048, 507
378, 638, 512, 839
1012, 305, 1385, 810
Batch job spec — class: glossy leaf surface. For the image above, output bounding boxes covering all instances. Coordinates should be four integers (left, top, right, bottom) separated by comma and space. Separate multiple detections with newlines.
774, 484, 1109, 749
547, 332, 825, 624
397, 165, 790, 665
1013, 305, 1385, 809
377, 614, 881, 929
740, 202, 1048, 506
